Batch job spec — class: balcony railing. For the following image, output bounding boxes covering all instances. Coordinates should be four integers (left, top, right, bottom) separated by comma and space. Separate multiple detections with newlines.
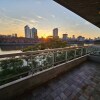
0, 46, 96, 86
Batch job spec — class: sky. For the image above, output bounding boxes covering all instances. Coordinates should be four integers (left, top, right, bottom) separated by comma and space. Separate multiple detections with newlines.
0, 0, 100, 39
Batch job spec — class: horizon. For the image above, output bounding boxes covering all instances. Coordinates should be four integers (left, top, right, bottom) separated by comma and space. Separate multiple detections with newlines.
0, 0, 100, 39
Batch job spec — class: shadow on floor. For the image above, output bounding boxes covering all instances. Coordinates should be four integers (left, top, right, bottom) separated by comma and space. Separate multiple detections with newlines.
15, 61, 100, 100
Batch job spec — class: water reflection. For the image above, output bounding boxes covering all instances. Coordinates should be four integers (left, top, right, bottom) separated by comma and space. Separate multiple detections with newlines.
0, 44, 93, 55
0, 48, 21, 55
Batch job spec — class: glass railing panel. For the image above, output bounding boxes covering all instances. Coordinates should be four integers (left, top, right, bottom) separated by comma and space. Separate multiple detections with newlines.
0, 46, 94, 86
82, 48, 87, 55
30, 52, 53, 73
67, 50, 75, 60
54, 51, 66, 65
75, 49, 82, 57
0, 57, 30, 85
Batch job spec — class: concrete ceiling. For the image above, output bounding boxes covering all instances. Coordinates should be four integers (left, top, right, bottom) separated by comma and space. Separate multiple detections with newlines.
54, 0, 100, 28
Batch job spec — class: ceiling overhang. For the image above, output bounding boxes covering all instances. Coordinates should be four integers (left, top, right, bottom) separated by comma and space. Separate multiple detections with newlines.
54, 0, 100, 28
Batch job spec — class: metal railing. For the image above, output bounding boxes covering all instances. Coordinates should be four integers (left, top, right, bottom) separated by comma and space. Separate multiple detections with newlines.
0, 46, 96, 85
90, 46, 100, 56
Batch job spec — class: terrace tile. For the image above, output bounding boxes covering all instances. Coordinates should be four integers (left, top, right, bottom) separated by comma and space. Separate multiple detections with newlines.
15, 61, 100, 100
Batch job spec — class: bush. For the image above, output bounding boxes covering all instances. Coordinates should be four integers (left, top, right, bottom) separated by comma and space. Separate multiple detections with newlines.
0, 59, 30, 79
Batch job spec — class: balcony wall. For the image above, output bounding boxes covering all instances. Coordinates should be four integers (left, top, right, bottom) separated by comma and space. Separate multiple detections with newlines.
88, 55, 100, 63
0, 55, 87, 100
88, 45, 100, 63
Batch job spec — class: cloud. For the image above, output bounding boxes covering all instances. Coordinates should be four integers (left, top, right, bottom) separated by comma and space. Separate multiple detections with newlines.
1, 8, 6, 12
21, 16, 39, 25
37, 16, 43, 19
30, 19, 39, 23
21, 16, 28, 19
3, 15, 27, 23
64, 12, 66, 14
36, 0, 41, 4
51, 14, 55, 18
0, 13, 39, 29
0, 7, 7, 13
75, 23, 80, 26
84, 21, 91, 25
37, 15, 47, 21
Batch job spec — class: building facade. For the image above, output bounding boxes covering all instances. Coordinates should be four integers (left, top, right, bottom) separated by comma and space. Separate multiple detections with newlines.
77, 36, 85, 41
31, 28, 38, 39
24, 25, 31, 38
24, 25, 38, 39
62, 34, 68, 41
53, 28, 59, 38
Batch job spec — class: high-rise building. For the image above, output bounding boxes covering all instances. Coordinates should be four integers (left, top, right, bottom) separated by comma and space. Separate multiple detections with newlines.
53, 28, 59, 38
24, 25, 38, 39
24, 25, 31, 38
31, 27, 38, 39
62, 34, 68, 41
72, 35, 75, 40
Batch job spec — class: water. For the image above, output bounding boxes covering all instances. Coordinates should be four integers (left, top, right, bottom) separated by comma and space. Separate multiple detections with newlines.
0, 44, 93, 55
0, 48, 22, 55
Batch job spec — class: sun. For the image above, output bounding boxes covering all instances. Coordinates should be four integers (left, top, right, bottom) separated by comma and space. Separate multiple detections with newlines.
41, 34, 48, 38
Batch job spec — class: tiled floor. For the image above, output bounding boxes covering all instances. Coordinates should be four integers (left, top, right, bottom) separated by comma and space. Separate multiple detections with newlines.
16, 61, 100, 100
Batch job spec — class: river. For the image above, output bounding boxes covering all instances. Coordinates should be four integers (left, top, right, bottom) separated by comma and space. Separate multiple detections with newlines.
0, 43, 93, 55
0, 48, 22, 55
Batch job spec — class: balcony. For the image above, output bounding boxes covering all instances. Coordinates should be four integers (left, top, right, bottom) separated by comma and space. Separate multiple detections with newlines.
17, 61, 100, 100
0, 46, 100, 100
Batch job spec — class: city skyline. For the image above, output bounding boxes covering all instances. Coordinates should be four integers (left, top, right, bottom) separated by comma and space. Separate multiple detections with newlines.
24, 25, 38, 39
0, 0, 100, 39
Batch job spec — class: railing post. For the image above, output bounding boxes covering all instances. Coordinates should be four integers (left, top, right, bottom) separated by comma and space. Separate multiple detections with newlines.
74, 49, 76, 58
30, 55, 34, 74
86, 48, 88, 54
52, 52, 55, 67
88, 47, 90, 54
66, 50, 68, 61
30, 55, 33, 74
85, 48, 87, 54
91, 47, 93, 53
81, 48, 83, 56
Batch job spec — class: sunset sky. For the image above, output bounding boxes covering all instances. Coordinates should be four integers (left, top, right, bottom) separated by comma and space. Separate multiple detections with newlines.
0, 0, 100, 39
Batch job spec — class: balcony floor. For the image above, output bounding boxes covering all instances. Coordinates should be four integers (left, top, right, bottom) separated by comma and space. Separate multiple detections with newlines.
16, 61, 100, 100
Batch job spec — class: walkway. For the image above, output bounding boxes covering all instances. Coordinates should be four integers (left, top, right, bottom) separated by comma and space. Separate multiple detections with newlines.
15, 61, 100, 100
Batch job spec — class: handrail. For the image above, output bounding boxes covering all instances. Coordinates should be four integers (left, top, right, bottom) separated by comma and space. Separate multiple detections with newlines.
0, 45, 95, 86
0, 46, 89, 58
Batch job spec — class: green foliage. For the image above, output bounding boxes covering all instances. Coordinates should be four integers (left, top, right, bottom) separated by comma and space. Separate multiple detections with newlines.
67, 50, 75, 60
82, 48, 86, 55
23, 45, 39, 52
31, 60, 38, 68
0, 59, 23, 70
0, 59, 30, 80
54, 52, 66, 63
76, 49, 81, 57
23, 39, 67, 51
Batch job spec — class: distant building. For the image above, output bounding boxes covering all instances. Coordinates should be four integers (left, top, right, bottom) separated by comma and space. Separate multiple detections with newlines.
95, 37, 100, 40
31, 27, 38, 39
15, 34, 17, 37
47, 36, 53, 39
62, 34, 68, 41
72, 35, 75, 40
0, 34, 17, 38
24, 25, 38, 39
12, 33, 17, 37
53, 28, 59, 38
24, 25, 31, 38
77, 36, 85, 41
